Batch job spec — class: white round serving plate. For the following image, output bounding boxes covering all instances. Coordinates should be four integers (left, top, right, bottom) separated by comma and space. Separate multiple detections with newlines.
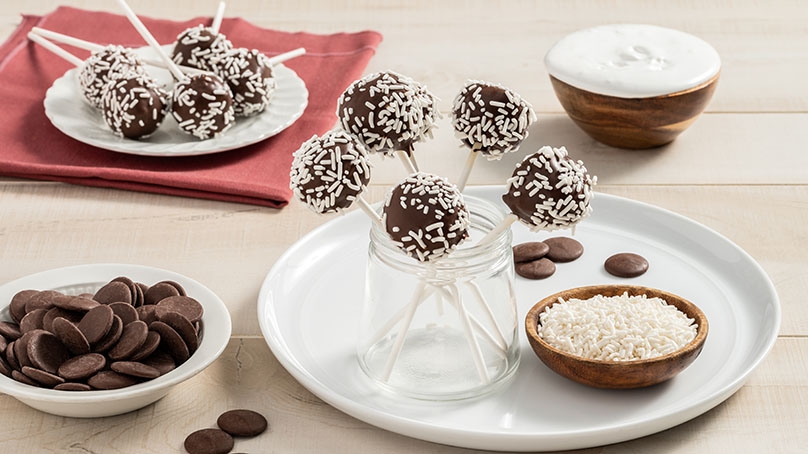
43, 46, 308, 157
0, 263, 232, 418
257, 187, 780, 451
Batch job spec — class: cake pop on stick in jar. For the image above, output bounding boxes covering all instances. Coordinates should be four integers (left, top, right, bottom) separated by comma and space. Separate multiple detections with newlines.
479, 145, 596, 245
289, 129, 378, 225
337, 71, 439, 174
115, 0, 235, 140
452, 80, 537, 192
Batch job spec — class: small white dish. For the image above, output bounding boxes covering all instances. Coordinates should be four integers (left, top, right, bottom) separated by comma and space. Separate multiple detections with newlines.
43, 46, 308, 157
0, 263, 231, 418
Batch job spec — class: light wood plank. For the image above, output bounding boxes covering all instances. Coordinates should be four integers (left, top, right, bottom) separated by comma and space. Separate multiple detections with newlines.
0, 337, 804, 453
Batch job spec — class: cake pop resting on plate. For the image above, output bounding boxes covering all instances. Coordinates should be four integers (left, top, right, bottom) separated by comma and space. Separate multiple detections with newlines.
78, 45, 145, 109
337, 70, 439, 157
171, 25, 232, 71
502, 145, 596, 231
452, 80, 537, 160
171, 73, 236, 140
101, 71, 170, 140
215, 48, 276, 117
289, 129, 372, 214
382, 172, 470, 262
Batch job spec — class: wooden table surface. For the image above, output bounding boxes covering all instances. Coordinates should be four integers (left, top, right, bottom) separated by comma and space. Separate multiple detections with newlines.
2, 1, 806, 452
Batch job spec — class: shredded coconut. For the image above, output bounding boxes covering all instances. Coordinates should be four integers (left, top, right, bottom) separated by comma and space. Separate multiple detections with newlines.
538, 292, 697, 361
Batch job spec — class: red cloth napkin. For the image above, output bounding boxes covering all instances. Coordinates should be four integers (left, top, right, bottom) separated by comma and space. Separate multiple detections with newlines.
0, 6, 382, 207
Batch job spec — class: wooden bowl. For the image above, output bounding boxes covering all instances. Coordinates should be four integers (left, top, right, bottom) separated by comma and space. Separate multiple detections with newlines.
524, 285, 708, 389
549, 73, 719, 149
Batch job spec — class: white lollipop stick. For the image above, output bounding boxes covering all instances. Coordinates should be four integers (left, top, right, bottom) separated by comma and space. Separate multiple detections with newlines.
211, 1, 226, 33
114, 0, 185, 81
456, 143, 481, 192
30, 27, 208, 76
355, 196, 382, 229
433, 285, 506, 357
381, 281, 428, 382
266, 47, 306, 66
477, 213, 518, 247
27, 33, 83, 67
465, 280, 507, 351
395, 150, 417, 174
31, 27, 104, 52
368, 286, 437, 347
447, 283, 489, 383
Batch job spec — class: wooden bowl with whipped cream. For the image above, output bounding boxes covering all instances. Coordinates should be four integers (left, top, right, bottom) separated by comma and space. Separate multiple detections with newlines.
545, 24, 720, 149
525, 284, 709, 389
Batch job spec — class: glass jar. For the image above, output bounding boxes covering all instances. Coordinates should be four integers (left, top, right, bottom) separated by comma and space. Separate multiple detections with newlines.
357, 195, 520, 400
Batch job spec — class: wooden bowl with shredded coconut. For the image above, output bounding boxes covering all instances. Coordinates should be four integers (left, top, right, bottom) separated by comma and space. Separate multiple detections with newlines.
525, 285, 708, 389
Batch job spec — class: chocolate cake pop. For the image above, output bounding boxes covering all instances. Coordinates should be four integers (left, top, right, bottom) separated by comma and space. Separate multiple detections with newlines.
101, 71, 170, 139
171, 73, 235, 140
382, 172, 470, 262
336, 70, 439, 156
502, 146, 596, 231
78, 45, 145, 109
215, 48, 276, 117
289, 129, 372, 214
452, 80, 536, 160
171, 25, 232, 71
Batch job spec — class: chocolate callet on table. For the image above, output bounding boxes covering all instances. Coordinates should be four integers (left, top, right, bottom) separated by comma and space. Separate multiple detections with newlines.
215, 47, 276, 117
171, 25, 233, 71
452, 80, 537, 160
502, 146, 596, 231
382, 172, 470, 262
336, 70, 438, 156
101, 71, 170, 140
172, 73, 235, 140
78, 45, 145, 109
289, 129, 372, 214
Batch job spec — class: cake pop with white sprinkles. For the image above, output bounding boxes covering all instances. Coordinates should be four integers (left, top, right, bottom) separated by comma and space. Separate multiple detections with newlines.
452, 80, 537, 160
290, 129, 372, 214
78, 45, 145, 109
337, 70, 439, 157
101, 71, 170, 139
172, 73, 236, 140
502, 146, 596, 231
215, 47, 276, 117
382, 172, 470, 262
171, 25, 232, 71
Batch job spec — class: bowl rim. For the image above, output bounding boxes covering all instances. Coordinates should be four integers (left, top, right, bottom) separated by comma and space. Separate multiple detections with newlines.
0, 263, 231, 404
525, 284, 709, 367
548, 72, 720, 101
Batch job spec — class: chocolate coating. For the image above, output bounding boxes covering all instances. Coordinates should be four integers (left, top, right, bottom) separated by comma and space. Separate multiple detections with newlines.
337, 70, 438, 156
502, 146, 596, 231
172, 73, 235, 140
452, 80, 537, 159
101, 72, 169, 140
216, 48, 276, 117
171, 25, 232, 71
78, 45, 144, 109
289, 129, 372, 214
382, 172, 470, 262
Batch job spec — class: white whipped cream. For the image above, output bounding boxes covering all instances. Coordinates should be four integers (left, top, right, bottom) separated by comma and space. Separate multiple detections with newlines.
545, 24, 720, 98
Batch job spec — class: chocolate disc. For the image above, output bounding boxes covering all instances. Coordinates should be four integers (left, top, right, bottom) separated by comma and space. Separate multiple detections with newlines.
217, 409, 268, 437
58, 353, 106, 381
26, 330, 70, 374
19, 309, 48, 333
0, 322, 21, 341
87, 370, 139, 390
604, 252, 649, 278
0, 355, 13, 378
14, 332, 34, 369
54, 382, 93, 391
184, 428, 234, 454
24, 290, 60, 313
52, 295, 99, 312
0, 334, 6, 354
78, 305, 114, 344
142, 349, 176, 375
144, 282, 180, 305
515, 258, 556, 280
11, 369, 39, 386
93, 281, 133, 305
21, 365, 65, 388
92, 315, 123, 353
155, 296, 204, 324
9, 290, 38, 323
51, 317, 91, 355
111, 361, 161, 379
5, 341, 19, 371
108, 320, 148, 361
109, 302, 139, 326
149, 321, 190, 363
158, 311, 199, 354
543, 237, 584, 263
128, 331, 162, 362
512, 242, 550, 263
43, 307, 84, 333
136, 305, 159, 325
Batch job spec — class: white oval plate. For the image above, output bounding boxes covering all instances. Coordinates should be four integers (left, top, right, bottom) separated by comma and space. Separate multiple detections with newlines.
257, 187, 780, 452
43, 47, 308, 157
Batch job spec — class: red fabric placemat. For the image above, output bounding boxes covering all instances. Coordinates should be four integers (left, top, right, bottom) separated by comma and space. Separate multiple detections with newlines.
0, 6, 382, 207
